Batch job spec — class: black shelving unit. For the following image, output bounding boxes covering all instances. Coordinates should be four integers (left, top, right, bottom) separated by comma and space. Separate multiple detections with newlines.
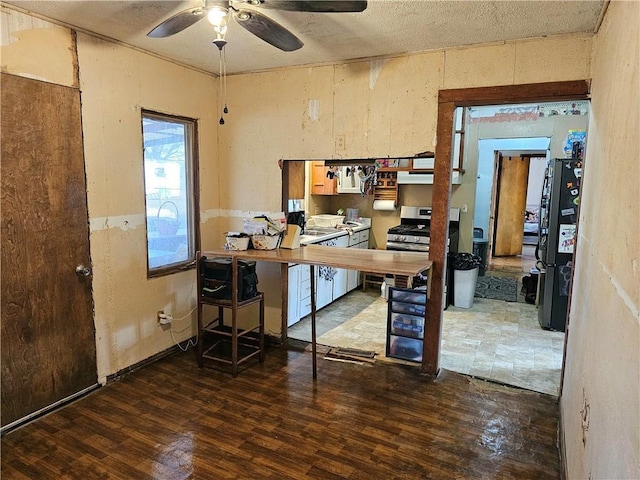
386, 287, 427, 362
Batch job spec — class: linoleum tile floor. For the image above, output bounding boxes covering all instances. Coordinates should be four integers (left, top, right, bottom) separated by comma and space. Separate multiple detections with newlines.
288, 289, 565, 396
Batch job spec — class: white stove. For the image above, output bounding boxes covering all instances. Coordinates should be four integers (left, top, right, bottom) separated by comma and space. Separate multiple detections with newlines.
386, 206, 460, 253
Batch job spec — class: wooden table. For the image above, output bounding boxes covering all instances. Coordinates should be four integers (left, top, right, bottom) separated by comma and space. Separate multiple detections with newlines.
199, 245, 433, 378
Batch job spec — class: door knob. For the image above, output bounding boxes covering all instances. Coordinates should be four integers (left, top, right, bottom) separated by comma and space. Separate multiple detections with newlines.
75, 264, 92, 277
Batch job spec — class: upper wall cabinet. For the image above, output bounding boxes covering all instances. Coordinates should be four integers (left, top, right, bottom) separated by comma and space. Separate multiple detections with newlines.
336, 166, 364, 194
311, 161, 338, 195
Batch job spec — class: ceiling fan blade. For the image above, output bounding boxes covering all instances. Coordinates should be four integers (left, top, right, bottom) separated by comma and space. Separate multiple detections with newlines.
255, 1, 367, 13
148, 7, 208, 38
233, 9, 303, 51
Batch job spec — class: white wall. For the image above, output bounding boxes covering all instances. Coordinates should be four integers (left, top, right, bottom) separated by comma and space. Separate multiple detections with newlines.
0, 9, 76, 87
561, 1, 640, 478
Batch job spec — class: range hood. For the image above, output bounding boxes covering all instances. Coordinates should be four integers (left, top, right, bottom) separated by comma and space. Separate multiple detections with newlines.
397, 171, 463, 185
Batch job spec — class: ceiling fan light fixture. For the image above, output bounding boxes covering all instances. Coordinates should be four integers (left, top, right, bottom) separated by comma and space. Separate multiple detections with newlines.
207, 5, 229, 28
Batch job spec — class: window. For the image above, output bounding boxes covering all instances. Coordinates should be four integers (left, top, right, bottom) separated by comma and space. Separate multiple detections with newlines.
142, 111, 198, 276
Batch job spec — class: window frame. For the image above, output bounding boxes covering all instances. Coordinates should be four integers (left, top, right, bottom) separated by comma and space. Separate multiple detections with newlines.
141, 109, 200, 278
452, 106, 466, 171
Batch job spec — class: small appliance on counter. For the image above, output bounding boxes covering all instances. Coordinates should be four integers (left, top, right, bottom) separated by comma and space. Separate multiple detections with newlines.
346, 208, 359, 222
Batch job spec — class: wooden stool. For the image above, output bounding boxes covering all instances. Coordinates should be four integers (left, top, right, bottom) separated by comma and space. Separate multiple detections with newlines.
362, 273, 384, 292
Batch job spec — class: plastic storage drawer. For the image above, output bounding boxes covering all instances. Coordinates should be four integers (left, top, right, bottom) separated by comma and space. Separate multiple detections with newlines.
390, 312, 424, 339
388, 288, 427, 305
387, 335, 423, 362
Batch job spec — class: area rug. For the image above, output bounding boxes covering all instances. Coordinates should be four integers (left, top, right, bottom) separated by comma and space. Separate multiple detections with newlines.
474, 275, 518, 302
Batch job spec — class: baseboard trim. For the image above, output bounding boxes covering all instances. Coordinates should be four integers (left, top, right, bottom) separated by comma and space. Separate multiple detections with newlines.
558, 400, 569, 480
106, 340, 193, 383
3, 335, 271, 436
1, 383, 100, 436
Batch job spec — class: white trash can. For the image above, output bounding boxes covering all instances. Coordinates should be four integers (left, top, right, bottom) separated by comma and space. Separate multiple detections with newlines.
453, 267, 479, 308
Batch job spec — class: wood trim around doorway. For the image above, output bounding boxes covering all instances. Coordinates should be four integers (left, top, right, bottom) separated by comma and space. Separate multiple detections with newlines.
423, 80, 590, 377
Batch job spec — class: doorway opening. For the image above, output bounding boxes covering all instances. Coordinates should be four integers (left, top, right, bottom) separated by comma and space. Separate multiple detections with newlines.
474, 137, 550, 278
489, 152, 546, 278
441, 100, 589, 396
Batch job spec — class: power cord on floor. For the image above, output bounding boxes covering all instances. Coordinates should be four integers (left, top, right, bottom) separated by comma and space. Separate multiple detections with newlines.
171, 329, 197, 352
169, 305, 198, 352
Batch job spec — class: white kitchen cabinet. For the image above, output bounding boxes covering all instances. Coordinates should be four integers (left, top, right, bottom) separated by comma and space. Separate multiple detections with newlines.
347, 228, 370, 292
337, 166, 363, 194
315, 268, 333, 310
346, 231, 360, 291
332, 235, 349, 300
346, 265, 359, 292
287, 264, 300, 327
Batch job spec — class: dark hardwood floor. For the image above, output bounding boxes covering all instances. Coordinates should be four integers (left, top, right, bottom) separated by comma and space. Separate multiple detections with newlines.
1, 342, 561, 479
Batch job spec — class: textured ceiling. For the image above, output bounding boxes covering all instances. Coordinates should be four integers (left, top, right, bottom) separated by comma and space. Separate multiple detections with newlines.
2, 0, 606, 75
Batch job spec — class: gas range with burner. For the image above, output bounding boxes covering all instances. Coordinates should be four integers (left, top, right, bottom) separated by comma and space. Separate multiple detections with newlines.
386, 206, 460, 253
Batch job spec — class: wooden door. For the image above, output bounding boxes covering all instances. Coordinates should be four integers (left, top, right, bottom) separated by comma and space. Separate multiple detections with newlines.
493, 155, 530, 256
1, 73, 97, 429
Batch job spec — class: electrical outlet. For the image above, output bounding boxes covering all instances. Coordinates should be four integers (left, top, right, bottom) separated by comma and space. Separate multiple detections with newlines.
335, 135, 345, 151
157, 310, 172, 324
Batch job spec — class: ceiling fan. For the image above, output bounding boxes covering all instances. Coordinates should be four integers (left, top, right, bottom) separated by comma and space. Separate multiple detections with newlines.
148, 0, 368, 52
148, 0, 367, 124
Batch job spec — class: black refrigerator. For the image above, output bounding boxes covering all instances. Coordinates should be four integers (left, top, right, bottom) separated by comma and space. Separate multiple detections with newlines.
536, 158, 582, 331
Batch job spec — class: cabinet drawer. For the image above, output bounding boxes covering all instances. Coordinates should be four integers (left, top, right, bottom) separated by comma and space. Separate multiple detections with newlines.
348, 231, 361, 246
300, 277, 311, 298
300, 266, 311, 282
299, 297, 312, 317
359, 229, 370, 243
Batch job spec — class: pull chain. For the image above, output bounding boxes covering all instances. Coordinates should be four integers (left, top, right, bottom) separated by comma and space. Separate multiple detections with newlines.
218, 45, 225, 125
222, 46, 228, 115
